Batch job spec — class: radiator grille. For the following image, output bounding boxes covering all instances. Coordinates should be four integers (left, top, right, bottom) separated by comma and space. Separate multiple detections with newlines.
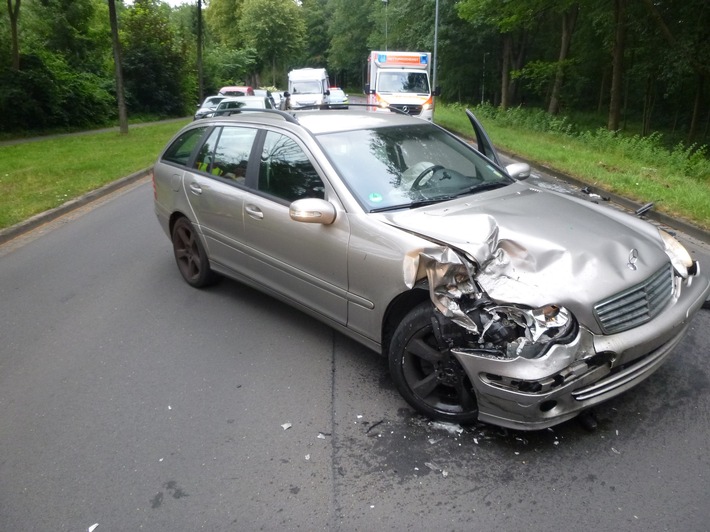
389, 104, 422, 116
593, 264, 673, 334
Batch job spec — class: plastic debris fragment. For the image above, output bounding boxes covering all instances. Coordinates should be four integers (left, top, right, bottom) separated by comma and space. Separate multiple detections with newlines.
281, 422, 292, 430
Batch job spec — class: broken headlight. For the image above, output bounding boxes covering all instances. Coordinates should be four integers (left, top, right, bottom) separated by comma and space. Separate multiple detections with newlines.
419, 249, 577, 360
659, 229, 694, 278
460, 301, 577, 360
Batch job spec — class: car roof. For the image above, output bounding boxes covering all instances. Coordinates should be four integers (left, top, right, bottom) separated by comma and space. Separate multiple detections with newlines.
293, 110, 417, 134
200, 109, 425, 135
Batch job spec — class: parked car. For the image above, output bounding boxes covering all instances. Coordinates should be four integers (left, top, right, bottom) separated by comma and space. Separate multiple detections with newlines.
194, 95, 226, 120
153, 108, 710, 431
328, 87, 348, 109
207, 96, 273, 117
218, 85, 255, 96
254, 89, 277, 109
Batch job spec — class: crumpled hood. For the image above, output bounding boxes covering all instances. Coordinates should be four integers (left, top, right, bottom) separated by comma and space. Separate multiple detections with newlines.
381, 184, 669, 311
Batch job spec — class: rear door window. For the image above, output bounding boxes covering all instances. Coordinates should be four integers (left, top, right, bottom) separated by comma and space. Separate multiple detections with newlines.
194, 126, 258, 185
161, 127, 208, 166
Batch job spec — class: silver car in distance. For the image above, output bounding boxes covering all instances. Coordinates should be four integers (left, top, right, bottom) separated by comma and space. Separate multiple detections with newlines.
153, 108, 710, 430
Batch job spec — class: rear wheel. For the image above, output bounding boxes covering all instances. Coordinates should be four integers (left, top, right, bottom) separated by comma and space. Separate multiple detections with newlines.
171, 217, 216, 288
389, 302, 479, 424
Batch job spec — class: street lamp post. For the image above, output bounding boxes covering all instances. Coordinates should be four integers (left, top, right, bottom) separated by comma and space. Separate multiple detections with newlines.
383, 0, 388, 51
433, 0, 439, 94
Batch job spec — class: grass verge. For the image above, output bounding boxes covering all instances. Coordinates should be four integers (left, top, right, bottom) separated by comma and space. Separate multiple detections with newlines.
0, 120, 190, 230
435, 103, 710, 231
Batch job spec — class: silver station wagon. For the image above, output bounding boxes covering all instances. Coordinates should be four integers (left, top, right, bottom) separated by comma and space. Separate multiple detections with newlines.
153, 108, 710, 430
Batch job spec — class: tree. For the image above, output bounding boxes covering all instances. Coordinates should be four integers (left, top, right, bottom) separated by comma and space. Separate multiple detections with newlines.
238, 0, 305, 87
204, 0, 244, 49
300, 0, 328, 68
457, 0, 547, 109
548, 3, 579, 115
197, 0, 203, 102
327, 0, 374, 87
121, 0, 189, 114
7, 0, 20, 70
607, 0, 626, 131
108, 0, 127, 133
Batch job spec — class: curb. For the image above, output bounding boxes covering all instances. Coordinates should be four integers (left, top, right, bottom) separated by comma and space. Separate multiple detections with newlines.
0, 167, 152, 246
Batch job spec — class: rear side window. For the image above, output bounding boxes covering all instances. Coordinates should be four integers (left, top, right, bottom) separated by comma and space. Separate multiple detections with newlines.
162, 127, 207, 166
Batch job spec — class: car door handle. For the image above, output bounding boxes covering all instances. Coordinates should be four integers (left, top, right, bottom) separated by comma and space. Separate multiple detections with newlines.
188, 182, 202, 195
245, 204, 264, 220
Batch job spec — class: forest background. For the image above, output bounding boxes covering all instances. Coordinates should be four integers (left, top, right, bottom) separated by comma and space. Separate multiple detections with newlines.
2, 0, 709, 143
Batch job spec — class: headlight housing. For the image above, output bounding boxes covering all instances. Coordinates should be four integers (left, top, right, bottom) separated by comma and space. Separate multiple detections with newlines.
659, 229, 694, 278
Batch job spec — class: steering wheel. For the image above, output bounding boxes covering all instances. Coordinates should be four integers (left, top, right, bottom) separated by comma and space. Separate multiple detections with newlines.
411, 164, 445, 190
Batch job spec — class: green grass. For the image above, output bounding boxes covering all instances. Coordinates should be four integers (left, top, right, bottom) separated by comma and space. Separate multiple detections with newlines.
0, 120, 190, 229
435, 103, 710, 231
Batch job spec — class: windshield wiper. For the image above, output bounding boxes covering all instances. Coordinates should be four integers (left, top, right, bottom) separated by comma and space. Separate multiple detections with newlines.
370, 196, 454, 213
454, 181, 508, 197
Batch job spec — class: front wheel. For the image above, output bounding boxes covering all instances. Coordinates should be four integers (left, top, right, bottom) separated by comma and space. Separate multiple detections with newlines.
171, 217, 217, 288
389, 302, 479, 424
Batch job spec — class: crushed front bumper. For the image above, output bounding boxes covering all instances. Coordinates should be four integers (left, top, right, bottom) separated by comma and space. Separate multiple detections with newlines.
453, 270, 710, 431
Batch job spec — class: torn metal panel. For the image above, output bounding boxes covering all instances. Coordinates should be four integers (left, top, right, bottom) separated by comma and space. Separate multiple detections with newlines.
404, 244, 577, 361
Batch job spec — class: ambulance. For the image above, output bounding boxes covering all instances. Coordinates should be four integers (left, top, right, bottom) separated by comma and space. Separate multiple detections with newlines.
365, 51, 435, 121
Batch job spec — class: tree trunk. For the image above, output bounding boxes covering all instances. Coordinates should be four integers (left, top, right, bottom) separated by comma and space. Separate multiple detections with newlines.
688, 74, 704, 143
608, 0, 627, 131
197, 0, 204, 103
597, 67, 608, 114
642, 76, 656, 136
108, 0, 128, 134
548, 5, 579, 115
501, 34, 512, 110
8, 0, 21, 70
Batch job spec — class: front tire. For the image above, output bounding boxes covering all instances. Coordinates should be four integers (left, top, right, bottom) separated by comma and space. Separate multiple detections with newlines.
171, 217, 216, 288
389, 302, 479, 424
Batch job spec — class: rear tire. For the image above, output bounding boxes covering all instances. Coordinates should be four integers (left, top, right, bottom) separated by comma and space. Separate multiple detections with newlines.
389, 302, 479, 424
171, 217, 216, 288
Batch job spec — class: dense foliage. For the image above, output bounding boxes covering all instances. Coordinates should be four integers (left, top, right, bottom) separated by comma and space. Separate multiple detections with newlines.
0, 0, 708, 146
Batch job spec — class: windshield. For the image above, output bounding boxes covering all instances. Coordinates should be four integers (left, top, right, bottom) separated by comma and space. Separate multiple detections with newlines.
378, 71, 430, 94
317, 124, 513, 212
291, 81, 322, 94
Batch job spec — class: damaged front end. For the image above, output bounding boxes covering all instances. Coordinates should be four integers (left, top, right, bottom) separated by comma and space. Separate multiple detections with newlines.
399, 244, 706, 430
405, 247, 578, 362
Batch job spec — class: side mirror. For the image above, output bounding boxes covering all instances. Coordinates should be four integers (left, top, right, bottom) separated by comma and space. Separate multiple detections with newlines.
324, 89, 330, 96
289, 198, 336, 225
505, 162, 531, 181
364, 83, 370, 94
433, 86, 441, 97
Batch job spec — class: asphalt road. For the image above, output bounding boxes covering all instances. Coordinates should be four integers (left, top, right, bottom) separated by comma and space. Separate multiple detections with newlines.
1, 178, 710, 530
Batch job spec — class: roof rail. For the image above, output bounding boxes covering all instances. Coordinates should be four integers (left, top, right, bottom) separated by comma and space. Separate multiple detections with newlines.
290, 102, 410, 115
212, 108, 299, 123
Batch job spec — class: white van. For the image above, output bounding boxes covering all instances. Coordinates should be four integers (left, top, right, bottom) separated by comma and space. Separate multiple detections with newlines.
287, 68, 330, 108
